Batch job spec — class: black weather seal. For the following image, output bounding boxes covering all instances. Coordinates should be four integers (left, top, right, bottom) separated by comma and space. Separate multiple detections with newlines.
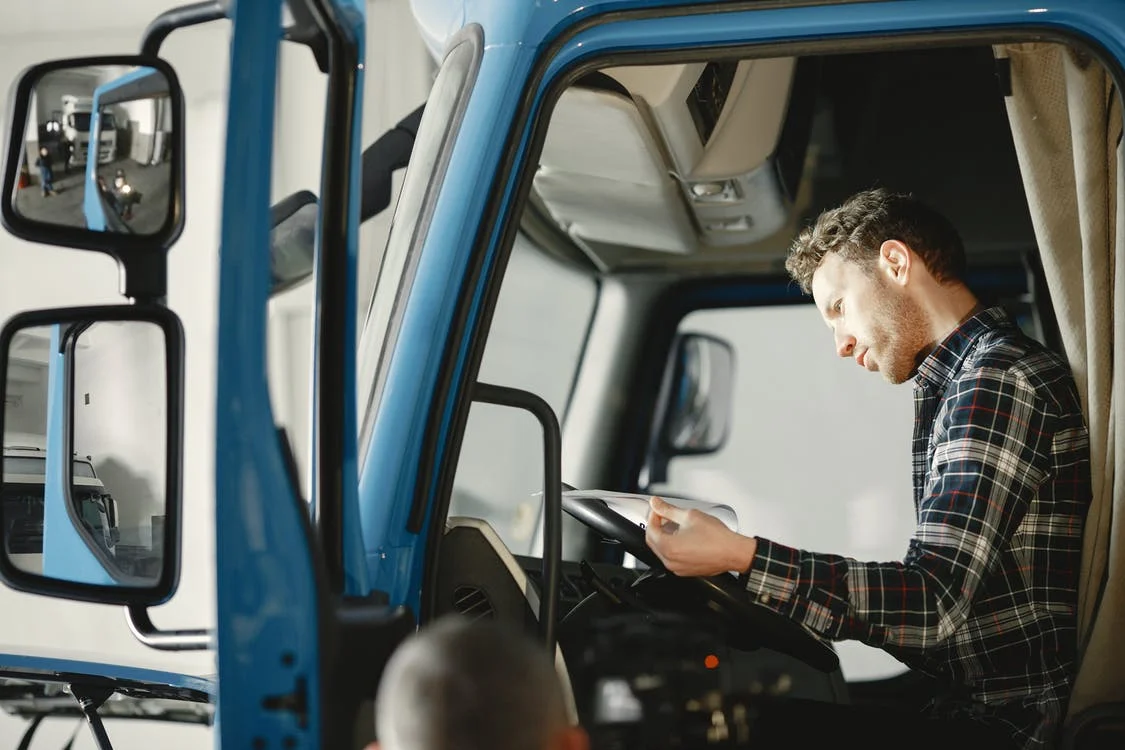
124, 605, 212, 651
470, 383, 561, 656
141, 1, 228, 57
295, 0, 363, 597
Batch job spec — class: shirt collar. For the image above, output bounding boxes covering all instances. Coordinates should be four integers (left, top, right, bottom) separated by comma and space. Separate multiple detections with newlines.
914, 306, 1012, 390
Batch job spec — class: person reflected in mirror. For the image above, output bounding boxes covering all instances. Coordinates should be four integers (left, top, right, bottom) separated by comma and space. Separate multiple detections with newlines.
368, 615, 588, 750
96, 175, 123, 219
645, 188, 1091, 750
112, 168, 140, 221
34, 147, 57, 196
57, 138, 72, 175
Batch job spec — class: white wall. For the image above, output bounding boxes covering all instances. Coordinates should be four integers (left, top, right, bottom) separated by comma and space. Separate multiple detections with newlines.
72, 320, 168, 546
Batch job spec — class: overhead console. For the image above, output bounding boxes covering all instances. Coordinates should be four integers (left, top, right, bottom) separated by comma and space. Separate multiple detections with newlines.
533, 57, 816, 260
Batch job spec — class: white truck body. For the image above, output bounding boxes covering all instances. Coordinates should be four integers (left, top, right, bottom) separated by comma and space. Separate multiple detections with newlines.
1, 445, 114, 574
60, 94, 117, 166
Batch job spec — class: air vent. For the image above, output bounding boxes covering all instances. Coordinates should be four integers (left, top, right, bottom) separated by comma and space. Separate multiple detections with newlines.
452, 585, 495, 621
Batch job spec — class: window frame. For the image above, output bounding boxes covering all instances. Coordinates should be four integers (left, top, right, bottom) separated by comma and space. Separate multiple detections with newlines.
357, 26, 485, 464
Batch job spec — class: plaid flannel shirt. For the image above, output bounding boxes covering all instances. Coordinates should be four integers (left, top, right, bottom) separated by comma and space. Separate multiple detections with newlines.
741, 306, 1090, 749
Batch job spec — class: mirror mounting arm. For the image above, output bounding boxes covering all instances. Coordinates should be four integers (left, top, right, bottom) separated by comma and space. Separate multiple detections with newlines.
125, 605, 212, 651
69, 684, 115, 750
140, 1, 228, 57
123, 252, 168, 303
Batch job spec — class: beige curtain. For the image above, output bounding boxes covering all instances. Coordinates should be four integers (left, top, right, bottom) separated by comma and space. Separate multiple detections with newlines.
995, 42, 1125, 717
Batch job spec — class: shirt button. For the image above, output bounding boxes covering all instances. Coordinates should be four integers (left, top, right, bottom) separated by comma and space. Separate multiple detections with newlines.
759, 593, 771, 605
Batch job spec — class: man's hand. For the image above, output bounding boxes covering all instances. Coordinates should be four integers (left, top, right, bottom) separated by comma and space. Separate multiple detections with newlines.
644, 496, 757, 577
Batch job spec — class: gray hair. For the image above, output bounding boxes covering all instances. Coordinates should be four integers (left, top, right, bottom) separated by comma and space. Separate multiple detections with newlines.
375, 616, 569, 750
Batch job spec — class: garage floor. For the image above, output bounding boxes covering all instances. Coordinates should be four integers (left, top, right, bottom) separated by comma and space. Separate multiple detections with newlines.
15, 157, 172, 236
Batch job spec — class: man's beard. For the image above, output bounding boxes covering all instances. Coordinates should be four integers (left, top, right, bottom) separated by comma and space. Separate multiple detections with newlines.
870, 286, 931, 385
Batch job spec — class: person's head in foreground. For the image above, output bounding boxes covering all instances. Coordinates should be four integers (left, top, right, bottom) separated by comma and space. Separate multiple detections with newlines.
786, 187, 979, 384
370, 615, 589, 750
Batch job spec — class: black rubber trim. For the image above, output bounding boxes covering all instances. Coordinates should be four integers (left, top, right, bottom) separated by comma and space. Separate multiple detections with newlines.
303, 0, 362, 598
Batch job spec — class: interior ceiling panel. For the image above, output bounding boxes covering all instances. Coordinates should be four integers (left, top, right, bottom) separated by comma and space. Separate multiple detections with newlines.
527, 44, 1037, 276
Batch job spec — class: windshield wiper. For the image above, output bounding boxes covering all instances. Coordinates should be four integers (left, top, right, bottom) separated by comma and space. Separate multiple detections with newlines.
69, 685, 114, 750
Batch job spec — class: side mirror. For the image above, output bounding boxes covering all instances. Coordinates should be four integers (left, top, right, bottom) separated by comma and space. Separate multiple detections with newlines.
1, 56, 185, 299
0, 305, 184, 606
642, 333, 736, 486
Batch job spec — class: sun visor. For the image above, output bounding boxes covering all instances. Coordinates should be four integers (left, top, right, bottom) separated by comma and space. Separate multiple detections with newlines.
535, 86, 697, 254
532, 58, 813, 258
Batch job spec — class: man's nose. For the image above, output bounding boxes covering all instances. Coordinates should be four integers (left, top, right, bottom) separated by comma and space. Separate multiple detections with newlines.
835, 331, 856, 358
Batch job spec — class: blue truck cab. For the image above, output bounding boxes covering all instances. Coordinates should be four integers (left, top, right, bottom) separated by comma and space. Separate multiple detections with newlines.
0, 0, 1123, 748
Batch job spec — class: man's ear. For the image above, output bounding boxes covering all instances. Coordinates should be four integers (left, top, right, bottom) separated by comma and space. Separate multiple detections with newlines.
878, 239, 911, 286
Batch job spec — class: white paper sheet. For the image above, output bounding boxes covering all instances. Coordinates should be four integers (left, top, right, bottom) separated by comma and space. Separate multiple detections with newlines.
560, 489, 740, 534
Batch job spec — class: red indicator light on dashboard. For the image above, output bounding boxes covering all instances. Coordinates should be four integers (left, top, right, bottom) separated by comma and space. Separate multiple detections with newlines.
704, 654, 720, 670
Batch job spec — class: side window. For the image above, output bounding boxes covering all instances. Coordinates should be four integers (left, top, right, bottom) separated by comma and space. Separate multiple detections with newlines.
650, 304, 916, 682
449, 235, 598, 554
358, 36, 480, 458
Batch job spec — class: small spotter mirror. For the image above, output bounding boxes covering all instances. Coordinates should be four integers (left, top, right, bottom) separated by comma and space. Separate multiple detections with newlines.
641, 333, 736, 488
1, 56, 185, 260
661, 333, 735, 454
270, 190, 318, 296
0, 306, 184, 607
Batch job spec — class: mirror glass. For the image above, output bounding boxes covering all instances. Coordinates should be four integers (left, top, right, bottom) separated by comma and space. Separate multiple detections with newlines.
663, 334, 735, 454
2, 319, 167, 587
11, 64, 174, 235
270, 190, 318, 295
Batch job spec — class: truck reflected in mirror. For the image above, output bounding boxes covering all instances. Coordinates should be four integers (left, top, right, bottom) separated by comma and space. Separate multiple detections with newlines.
10, 63, 176, 236
0, 307, 184, 605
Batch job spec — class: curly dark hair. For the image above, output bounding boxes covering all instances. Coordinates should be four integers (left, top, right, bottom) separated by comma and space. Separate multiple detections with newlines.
785, 188, 967, 293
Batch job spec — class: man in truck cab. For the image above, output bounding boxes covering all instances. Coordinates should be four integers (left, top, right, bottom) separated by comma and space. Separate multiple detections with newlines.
645, 188, 1091, 749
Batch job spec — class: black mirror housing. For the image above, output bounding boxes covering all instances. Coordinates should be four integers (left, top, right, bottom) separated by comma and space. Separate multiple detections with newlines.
0, 305, 185, 607
0, 55, 186, 301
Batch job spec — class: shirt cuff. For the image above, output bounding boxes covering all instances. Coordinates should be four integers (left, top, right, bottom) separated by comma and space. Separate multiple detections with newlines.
741, 537, 800, 612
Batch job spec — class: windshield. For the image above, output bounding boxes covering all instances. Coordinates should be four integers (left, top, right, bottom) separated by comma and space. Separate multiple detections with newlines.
69, 112, 91, 132
66, 112, 114, 132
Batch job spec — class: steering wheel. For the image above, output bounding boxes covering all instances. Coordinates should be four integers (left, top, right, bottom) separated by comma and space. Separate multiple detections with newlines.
562, 495, 840, 673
